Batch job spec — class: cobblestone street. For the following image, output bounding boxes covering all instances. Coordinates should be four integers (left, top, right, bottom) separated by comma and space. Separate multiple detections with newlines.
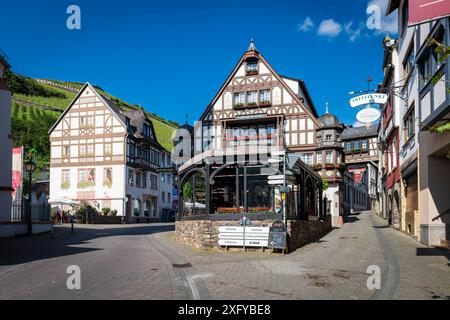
0, 211, 449, 300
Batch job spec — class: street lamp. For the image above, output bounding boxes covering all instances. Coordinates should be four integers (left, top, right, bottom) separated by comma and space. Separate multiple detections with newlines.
24, 156, 36, 236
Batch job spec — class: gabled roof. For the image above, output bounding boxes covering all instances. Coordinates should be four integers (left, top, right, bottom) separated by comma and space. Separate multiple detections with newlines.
199, 43, 322, 127
48, 83, 127, 134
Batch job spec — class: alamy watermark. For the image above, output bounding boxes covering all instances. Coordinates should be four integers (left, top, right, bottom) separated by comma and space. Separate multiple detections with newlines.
66, 265, 81, 290
366, 265, 381, 290
66, 5, 81, 30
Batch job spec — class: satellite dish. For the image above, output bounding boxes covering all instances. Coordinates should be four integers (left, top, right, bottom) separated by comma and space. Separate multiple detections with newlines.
356, 107, 381, 124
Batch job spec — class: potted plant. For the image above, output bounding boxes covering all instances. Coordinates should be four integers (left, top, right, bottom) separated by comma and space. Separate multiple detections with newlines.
101, 207, 111, 216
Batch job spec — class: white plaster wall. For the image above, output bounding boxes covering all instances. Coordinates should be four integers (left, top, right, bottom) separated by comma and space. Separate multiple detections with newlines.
236, 65, 245, 77
259, 62, 270, 74
324, 184, 340, 218
50, 165, 126, 216
282, 78, 299, 95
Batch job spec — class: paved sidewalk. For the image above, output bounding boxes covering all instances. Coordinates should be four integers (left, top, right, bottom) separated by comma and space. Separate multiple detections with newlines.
0, 224, 182, 300
153, 211, 450, 300
0, 212, 448, 300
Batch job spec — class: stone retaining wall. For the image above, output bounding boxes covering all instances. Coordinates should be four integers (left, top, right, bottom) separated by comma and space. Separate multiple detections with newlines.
175, 218, 332, 252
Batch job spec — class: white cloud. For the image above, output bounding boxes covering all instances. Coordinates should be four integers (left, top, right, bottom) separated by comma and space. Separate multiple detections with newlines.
344, 21, 364, 42
367, 0, 398, 34
298, 16, 314, 32
317, 19, 342, 38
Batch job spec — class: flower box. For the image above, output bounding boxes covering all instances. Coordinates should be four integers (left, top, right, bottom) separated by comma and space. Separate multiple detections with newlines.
246, 71, 258, 76
335, 163, 346, 170
77, 181, 96, 189
216, 208, 243, 214
324, 163, 335, 169
61, 182, 70, 190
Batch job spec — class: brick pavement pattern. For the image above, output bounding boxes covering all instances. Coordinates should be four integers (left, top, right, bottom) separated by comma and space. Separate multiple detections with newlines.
0, 211, 448, 300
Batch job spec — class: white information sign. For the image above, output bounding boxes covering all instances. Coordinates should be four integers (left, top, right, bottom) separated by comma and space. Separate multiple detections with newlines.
350, 93, 388, 108
218, 227, 270, 248
356, 107, 381, 124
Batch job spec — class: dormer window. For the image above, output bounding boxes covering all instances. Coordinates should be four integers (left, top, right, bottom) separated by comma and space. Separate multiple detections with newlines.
326, 134, 332, 141
246, 63, 258, 76
143, 123, 152, 138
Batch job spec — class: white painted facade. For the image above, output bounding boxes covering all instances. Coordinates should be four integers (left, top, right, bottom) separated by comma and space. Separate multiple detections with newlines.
49, 84, 170, 222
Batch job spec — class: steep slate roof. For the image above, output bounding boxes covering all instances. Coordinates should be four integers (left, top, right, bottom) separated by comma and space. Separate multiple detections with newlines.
341, 124, 379, 140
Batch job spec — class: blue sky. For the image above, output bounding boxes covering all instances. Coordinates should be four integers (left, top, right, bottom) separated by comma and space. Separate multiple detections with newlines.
1, 0, 397, 125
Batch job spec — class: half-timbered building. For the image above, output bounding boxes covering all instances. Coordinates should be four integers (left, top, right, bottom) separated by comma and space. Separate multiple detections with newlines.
49, 83, 166, 222
175, 41, 333, 251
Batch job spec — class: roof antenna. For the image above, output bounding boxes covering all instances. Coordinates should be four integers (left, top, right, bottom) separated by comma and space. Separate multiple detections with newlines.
185, 113, 189, 125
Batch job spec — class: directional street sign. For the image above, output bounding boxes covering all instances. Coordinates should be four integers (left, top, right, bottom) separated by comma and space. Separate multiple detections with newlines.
268, 159, 283, 163
271, 150, 286, 156
268, 175, 284, 180
268, 180, 285, 185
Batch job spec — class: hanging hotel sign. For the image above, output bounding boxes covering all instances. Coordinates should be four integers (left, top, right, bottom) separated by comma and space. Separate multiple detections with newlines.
409, 0, 450, 27
350, 93, 388, 108
218, 226, 270, 247
356, 107, 381, 124
349, 167, 367, 184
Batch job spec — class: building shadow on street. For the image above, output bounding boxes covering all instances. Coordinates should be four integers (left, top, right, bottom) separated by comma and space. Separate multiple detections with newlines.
344, 212, 361, 224
0, 224, 175, 267
416, 247, 450, 262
